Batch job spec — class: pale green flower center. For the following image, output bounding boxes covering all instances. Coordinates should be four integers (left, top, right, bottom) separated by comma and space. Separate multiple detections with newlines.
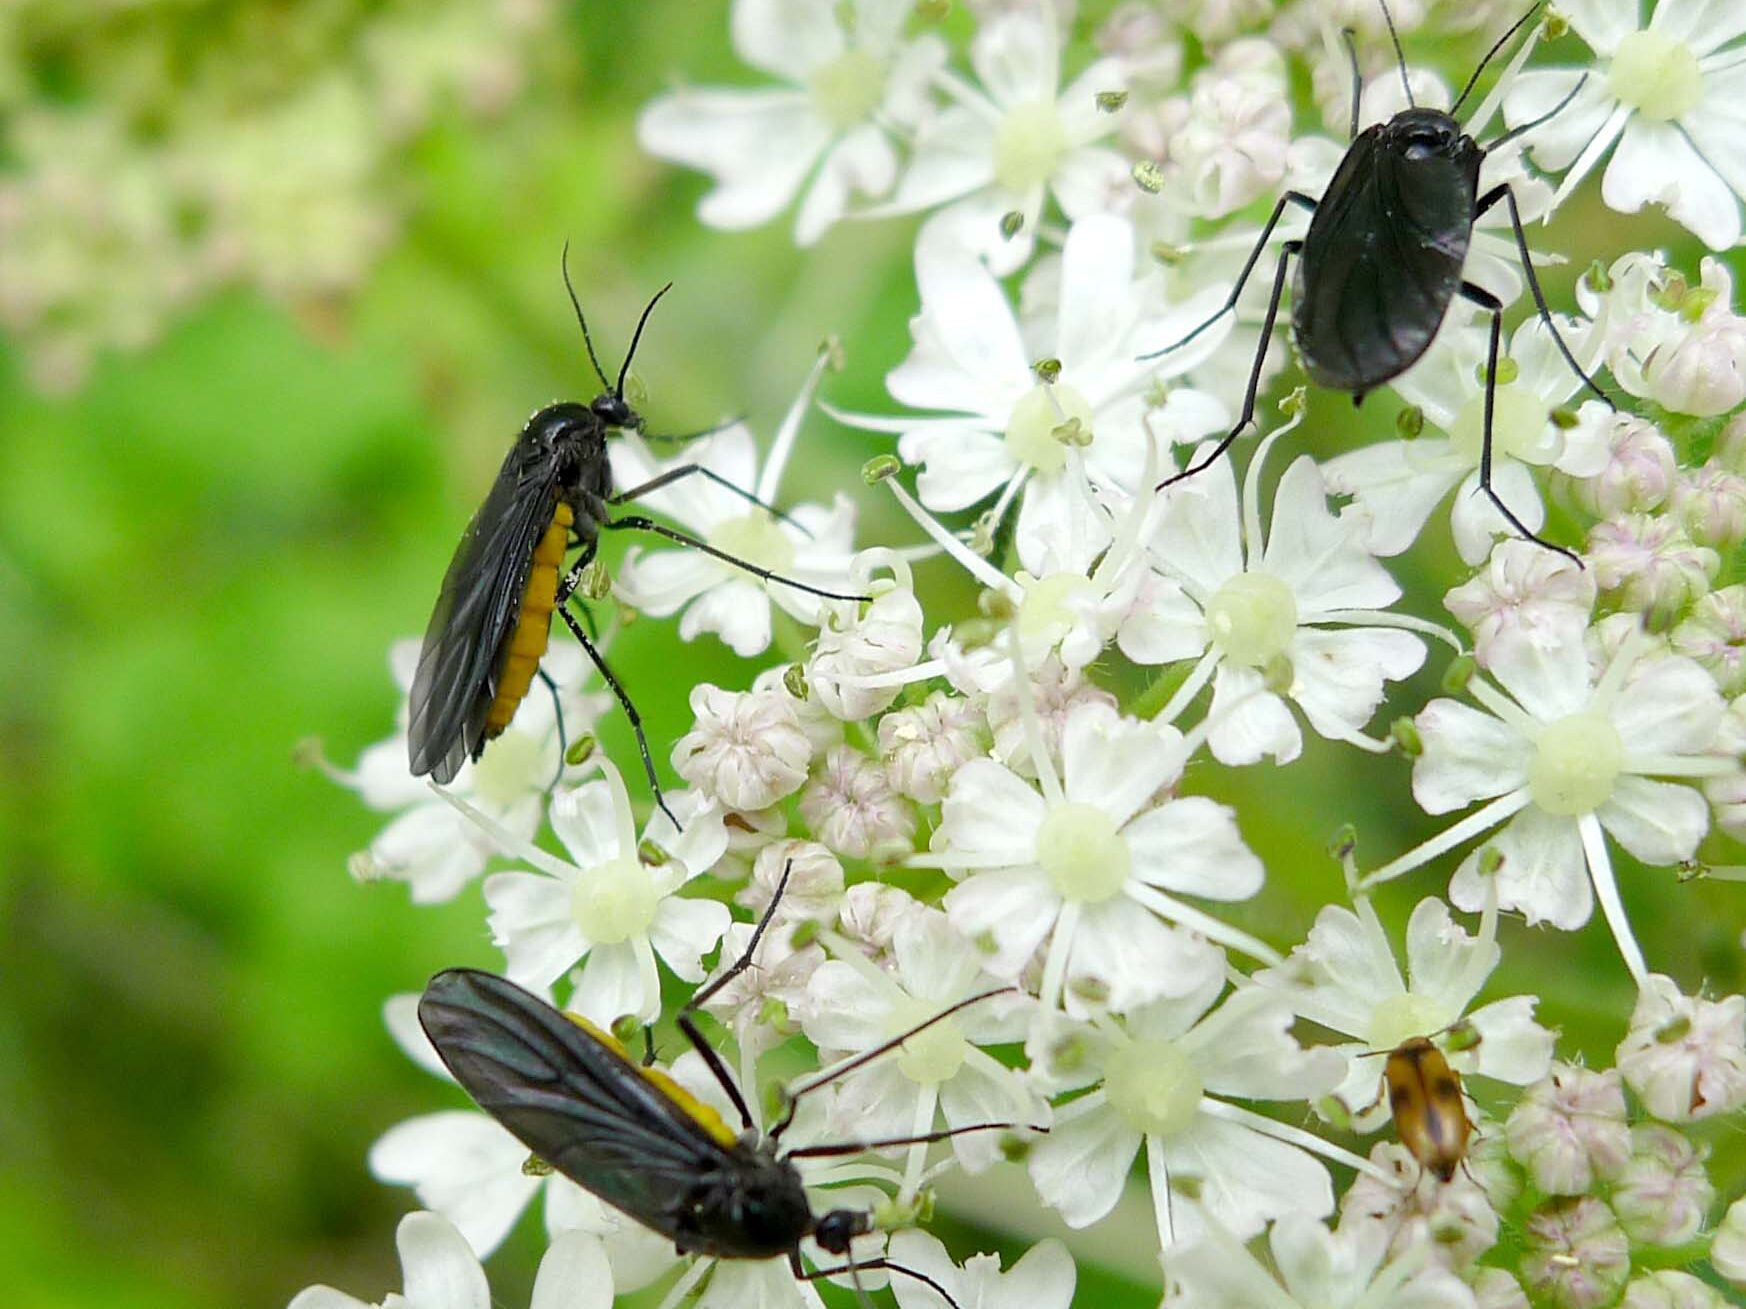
1036, 801, 1129, 903
571, 857, 660, 944
1004, 382, 1093, 474
1528, 710, 1624, 817
993, 99, 1068, 192
708, 511, 795, 575
471, 729, 541, 806
1204, 571, 1298, 666
809, 48, 886, 130
1368, 993, 1450, 1054
1608, 30, 1702, 122
1104, 1037, 1203, 1137
1018, 570, 1097, 641
889, 995, 968, 1084
1449, 382, 1551, 466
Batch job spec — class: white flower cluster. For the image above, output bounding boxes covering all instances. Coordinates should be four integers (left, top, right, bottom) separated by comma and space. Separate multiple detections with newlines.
308, 2, 1746, 1307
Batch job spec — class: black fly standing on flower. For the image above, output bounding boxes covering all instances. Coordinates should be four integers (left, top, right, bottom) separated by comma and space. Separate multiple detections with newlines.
418, 862, 1045, 1309
1140, 0, 1612, 562
405, 250, 871, 824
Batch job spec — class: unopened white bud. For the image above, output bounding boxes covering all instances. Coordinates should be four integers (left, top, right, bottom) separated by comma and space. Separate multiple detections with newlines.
1588, 515, 1717, 618
1619, 1270, 1731, 1309
1612, 1124, 1713, 1247
1713, 1195, 1746, 1286
797, 745, 915, 860
809, 564, 925, 721
1445, 539, 1594, 668
1521, 1196, 1630, 1309
1617, 975, 1746, 1123
1671, 464, 1746, 551
1504, 1063, 1631, 1195
878, 691, 987, 803
673, 684, 812, 811
1671, 586, 1746, 695
1566, 412, 1676, 517
741, 839, 844, 925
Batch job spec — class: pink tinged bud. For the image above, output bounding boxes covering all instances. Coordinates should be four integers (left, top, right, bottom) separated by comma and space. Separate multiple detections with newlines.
740, 840, 844, 925
1473, 1269, 1531, 1309
1671, 464, 1746, 551
1671, 586, 1746, 695
1503, 1064, 1631, 1195
797, 744, 915, 861
1568, 413, 1677, 517
1445, 540, 1595, 667
878, 691, 986, 804
1619, 1270, 1732, 1309
1645, 314, 1746, 418
837, 882, 919, 957
1520, 1197, 1631, 1309
1611, 1124, 1714, 1247
1617, 977, 1746, 1123
1587, 515, 1718, 618
1707, 768, 1746, 841
1714, 413, 1746, 475
1713, 1195, 1746, 1286
673, 684, 812, 812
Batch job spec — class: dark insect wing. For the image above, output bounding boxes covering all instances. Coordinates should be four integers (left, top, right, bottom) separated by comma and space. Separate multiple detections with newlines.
1293, 125, 1475, 393
418, 969, 741, 1235
407, 442, 563, 782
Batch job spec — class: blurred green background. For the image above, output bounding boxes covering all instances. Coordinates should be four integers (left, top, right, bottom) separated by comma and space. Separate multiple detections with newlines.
1, 3, 1742, 1307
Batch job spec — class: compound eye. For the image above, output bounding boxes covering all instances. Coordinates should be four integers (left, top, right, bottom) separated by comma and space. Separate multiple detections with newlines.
592, 393, 633, 427
1404, 129, 1445, 160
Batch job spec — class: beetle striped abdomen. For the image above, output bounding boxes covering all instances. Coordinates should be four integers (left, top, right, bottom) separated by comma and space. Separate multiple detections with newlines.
485, 501, 573, 738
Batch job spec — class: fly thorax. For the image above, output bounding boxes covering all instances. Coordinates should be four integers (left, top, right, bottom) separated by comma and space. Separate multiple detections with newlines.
993, 100, 1069, 192
1608, 31, 1702, 123
1528, 711, 1623, 817
1204, 572, 1297, 667
471, 730, 543, 807
1367, 994, 1451, 1055
808, 48, 886, 130
1005, 382, 1094, 474
1449, 382, 1551, 466
571, 857, 660, 944
708, 512, 796, 576
888, 995, 969, 1084
1035, 801, 1129, 903
1104, 1038, 1202, 1138
1018, 571, 1097, 641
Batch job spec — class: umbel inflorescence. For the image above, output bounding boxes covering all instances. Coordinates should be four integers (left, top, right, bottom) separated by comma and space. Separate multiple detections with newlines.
303, 2, 1746, 1308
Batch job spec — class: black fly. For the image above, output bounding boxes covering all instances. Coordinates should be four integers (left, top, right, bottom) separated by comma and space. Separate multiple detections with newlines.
1142, 0, 1608, 561
407, 254, 870, 823
418, 863, 1036, 1307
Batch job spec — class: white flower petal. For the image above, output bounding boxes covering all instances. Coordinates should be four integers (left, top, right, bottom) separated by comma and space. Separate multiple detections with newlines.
944, 868, 1061, 981
937, 758, 1046, 863
398, 1211, 491, 1309
1262, 458, 1400, 613
1067, 902, 1215, 1015
1559, 0, 1637, 53
570, 942, 648, 1026
1206, 666, 1301, 766
1506, 69, 1615, 173
1320, 442, 1466, 558
906, 428, 1016, 513
678, 578, 778, 656
1117, 571, 1208, 665
1027, 1103, 1142, 1227
638, 90, 830, 230
485, 871, 587, 991
1122, 796, 1262, 901
1603, 119, 1743, 251
972, 12, 1058, 107
1151, 449, 1244, 592
530, 1230, 614, 1309
1597, 776, 1711, 866
1256, 903, 1402, 1037
1654, 0, 1746, 52
1164, 1116, 1333, 1243
1290, 626, 1425, 742
550, 781, 623, 870
1466, 995, 1556, 1086
1062, 702, 1181, 828
648, 896, 731, 983
799, 958, 893, 1052
1612, 656, 1725, 756
1412, 698, 1531, 813
1449, 807, 1590, 929
369, 1113, 538, 1257
1402, 896, 1495, 1015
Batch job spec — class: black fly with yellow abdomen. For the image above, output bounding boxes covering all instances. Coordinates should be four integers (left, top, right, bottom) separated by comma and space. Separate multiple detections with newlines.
418, 864, 1038, 1306
406, 255, 870, 823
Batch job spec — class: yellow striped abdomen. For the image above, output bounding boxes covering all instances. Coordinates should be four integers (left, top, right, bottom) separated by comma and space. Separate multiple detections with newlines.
485, 501, 573, 737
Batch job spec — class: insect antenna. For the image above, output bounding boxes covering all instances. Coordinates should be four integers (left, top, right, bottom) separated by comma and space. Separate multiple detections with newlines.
1480, 71, 1588, 153
799, 1258, 965, 1309
1377, 0, 1415, 107
767, 987, 1017, 1144
1340, 28, 1363, 141
617, 282, 675, 400
1451, 1, 1544, 119
560, 241, 613, 393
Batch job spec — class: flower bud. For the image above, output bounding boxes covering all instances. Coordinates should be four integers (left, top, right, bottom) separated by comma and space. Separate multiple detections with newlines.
672, 684, 811, 811
1587, 515, 1717, 619
1619, 1270, 1731, 1309
987, 658, 1117, 780
1611, 1123, 1713, 1247
1671, 464, 1746, 551
1503, 1063, 1631, 1195
739, 839, 844, 925
1473, 1269, 1531, 1309
1521, 1197, 1630, 1309
1713, 1195, 1746, 1286
808, 571, 924, 721
1670, 585, 1746, 695
1566, 412, 1676, 517
1445, 539, 1594, 668
1644, 305, 1746, 418
1616, 975, 1746, 1122
877, 690, 987, 804
797, 744, 916, 860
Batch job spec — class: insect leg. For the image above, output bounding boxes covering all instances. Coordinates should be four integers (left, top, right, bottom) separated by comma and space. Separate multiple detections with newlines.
640, 415, 743, 445
1157, 239, 1302, 490
612, 464, 812, 536
604, 515, 871, 603
782, 1120, 1046, 1160
1473, 181, 1611, 407
536, 666, 567, 793
553, 603, 681, 829
1137, 191, 1317, 361
1459, 280, 1582, 565
796, 1258, 964, 1309
670, 858, 797, 1132
1340, 28, 1362, 142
